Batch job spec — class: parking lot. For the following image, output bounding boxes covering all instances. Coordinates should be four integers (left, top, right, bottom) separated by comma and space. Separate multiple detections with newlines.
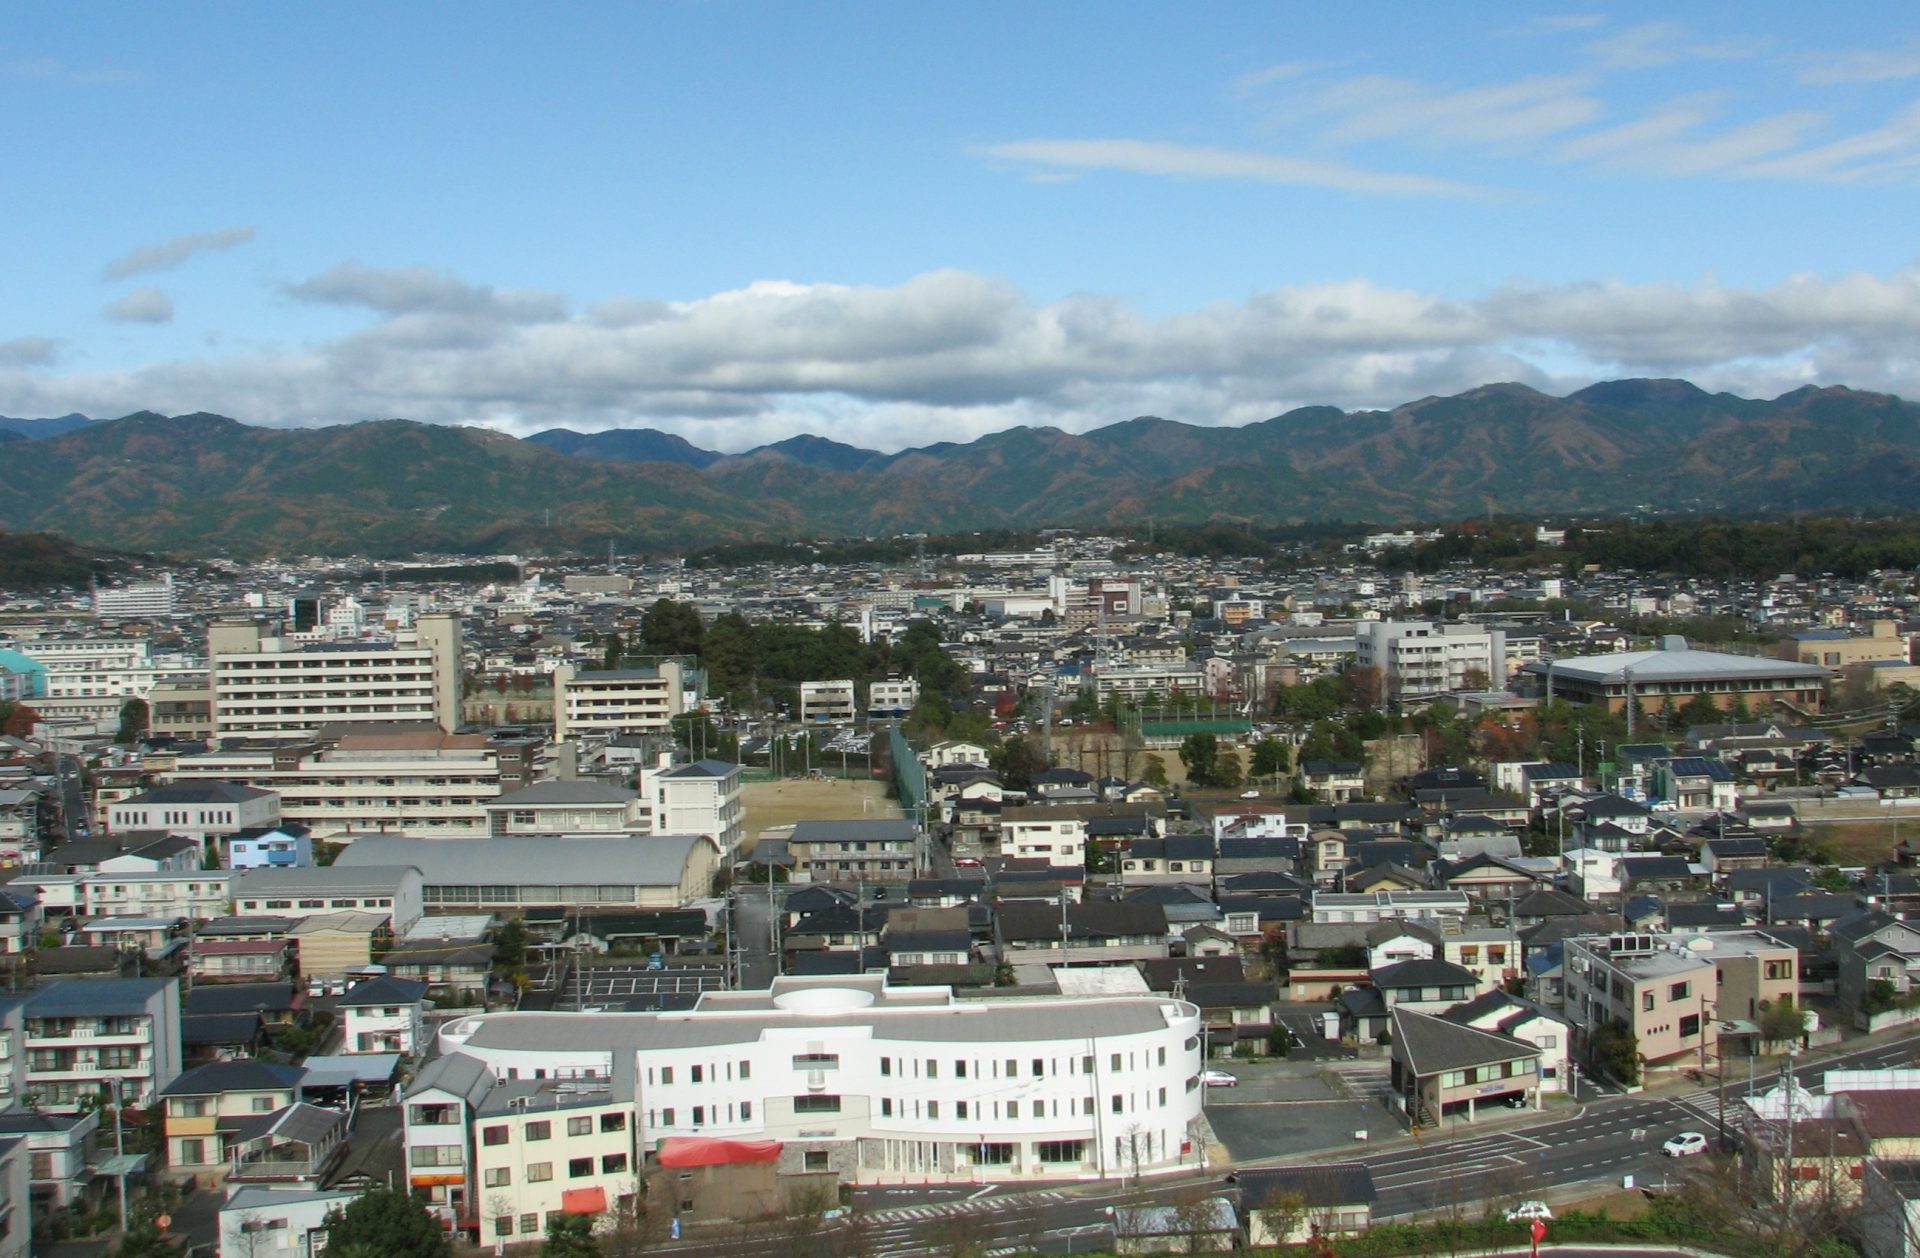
1200, 1056, 1401, 1163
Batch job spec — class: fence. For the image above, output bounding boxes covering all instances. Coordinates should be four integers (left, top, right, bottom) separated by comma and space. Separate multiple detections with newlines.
889, 723, 927, 818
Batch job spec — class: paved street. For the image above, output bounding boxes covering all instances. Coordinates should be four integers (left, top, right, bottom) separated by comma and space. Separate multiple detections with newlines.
732, 883, 779, 991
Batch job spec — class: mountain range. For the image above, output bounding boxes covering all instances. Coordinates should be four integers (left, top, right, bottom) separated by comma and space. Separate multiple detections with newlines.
3, 379, 1919, 557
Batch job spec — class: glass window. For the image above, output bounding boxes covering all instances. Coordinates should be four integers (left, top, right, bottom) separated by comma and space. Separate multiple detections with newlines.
520, 1214, 539, 1234
569, 1157, 593, 1178
567, 1117, 592, 1136
600, 1112, 625, 1132
793, 1095, 841, 1114
525, 1120, 551, 1141
527, 1163, 552, 1182
602, 1153, 629, 1174
482, 1125, 508, 1146
484, 1167, 511, 1187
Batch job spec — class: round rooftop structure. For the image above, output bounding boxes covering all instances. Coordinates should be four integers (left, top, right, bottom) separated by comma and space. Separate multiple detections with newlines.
772, 986, 876, 1015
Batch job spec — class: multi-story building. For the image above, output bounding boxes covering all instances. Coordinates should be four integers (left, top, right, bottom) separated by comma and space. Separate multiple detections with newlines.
107, 782, 281, 850
16, 978, 183, 1110
867, 679, 919, 716
1790, 620, 1911, 670
798, 679, 857, 723
145, 680, 214, 741
413, 973, 1204, 1228
999, 806, 1092, 867
0, 1133, 25, 1258
208, 614, 462, 739
484, 782, 643, 836
551, 660, 697, 743
92, 576, 176, 619
1354, 621, 1506, 696
161, 1060, 306, 1177
786, 819, 922, 883
636, 757, 745, 854
1091, 664, 1205, 705
164, 728, 505, 837
334, 836, 720, 913
83, 870, 232, 922
1561, 931, 1797, 1072
338, 977, 429, 1055
10, 635, 197, 700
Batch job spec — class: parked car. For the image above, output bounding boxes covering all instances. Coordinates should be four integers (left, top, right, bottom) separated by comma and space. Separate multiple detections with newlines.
954, 857, 983, 868
1662, 1131, 1709, 1158
1200, 1069, 1238, 1087
1504, 1202, 1553, 1221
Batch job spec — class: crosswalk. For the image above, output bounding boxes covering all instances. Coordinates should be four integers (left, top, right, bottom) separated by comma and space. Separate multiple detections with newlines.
864, 1189, 1070, 1223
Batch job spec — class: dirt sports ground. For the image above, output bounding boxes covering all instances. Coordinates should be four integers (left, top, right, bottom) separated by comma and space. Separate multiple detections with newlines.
739, 776, 901, 856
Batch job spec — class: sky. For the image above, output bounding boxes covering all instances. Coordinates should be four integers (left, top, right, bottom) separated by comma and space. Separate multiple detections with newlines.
4, 3, 1920, 452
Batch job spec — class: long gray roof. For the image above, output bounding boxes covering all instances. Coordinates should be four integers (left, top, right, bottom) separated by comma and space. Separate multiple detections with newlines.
335, 835, 714, 886
1523, 639, 1830, 685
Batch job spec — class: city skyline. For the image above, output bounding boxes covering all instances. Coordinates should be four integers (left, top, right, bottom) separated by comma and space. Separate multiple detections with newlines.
5, 3, 1920, 452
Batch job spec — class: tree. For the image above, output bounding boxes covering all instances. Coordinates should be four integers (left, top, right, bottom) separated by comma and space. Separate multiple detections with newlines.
1589, 1019, 1642, 1086
1211, 750, 1244, 791
599, 631, 626, 671
116, 698, 149, 745
1257, 926, 1290, 980
1140, 753, 1169, 788
641, 598, 705, 657
322, 1185, 450, 1258
110, 1218, 178, 1258
1178, 733, 1219, 787
542, 1212, 602, 1257
991, 735, 1048, 792
0, 701, 39, 738
1249, 736, 1291, 780
601, 1184, 668, 1257
1759, 996, 1805, 1047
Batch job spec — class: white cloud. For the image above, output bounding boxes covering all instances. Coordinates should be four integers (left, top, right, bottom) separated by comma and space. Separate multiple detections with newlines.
1798, 44, 1920, 86
102, 288, 174, 324
10, 264, 1920, 449
1303, 73, 1602, 148
1583, 21, 1766, 70
977, 138, 1486, 199
102, 226, 255, 280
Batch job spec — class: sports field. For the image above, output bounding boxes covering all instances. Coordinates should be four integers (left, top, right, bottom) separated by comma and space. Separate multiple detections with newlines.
740, 776, 902, 854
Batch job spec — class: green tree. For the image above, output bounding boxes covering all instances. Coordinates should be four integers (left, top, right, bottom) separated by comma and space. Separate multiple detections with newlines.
116, 698, 149, 744
1589, 1020, 1642, 1086
321, 1185, 450, 1258
991, 735, 1049, 792
1249, 736, 1291, 780
893, 619, 964, 693
599, 631, 626, 671
641, 598, 705, 657
1212, 750, 1244, 790
698, 612, 758, 704
1178, 733, 1219, 787
541, 1212, 603, 1257
1086, 837, 1112, 874
1758, 997, 1805, 1047
110, 1217, 177, 1258
1140, 754, 1169, 788
492, 918, 527, 972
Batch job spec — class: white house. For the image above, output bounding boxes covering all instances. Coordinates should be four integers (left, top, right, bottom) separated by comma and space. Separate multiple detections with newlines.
337, 976, 429, 1055
107, 782, 281, 853
637, 756, 746, 854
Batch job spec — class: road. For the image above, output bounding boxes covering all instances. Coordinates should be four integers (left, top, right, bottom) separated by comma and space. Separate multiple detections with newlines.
58, 752, 88, 840
731, 883, 779, 991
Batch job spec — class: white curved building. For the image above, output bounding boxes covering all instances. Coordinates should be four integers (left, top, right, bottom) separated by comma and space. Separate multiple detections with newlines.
426, 975, 1206, 1196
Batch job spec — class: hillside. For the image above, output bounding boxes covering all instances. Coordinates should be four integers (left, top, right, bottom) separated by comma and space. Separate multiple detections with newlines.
1, 380, 1918, 556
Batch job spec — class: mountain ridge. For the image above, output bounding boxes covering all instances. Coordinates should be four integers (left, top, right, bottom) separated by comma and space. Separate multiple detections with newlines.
1, 380, 1917, 556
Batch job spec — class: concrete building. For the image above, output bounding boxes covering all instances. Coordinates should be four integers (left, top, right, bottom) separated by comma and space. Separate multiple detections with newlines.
418, 973, 1206, 1217
11, 635, 194, 700
1354, 621, 1506, 695
218, 1186, 356, 1258
799, 679, 857, 723
337, 976, 429, 1055
107, 782, 281, 851
1790, 621, 1911, 669
636, 757, 746, 854
868, 678, 920, 716
1561, 930, 1796, 1072
552, 659, 697, 742
484, 781, 643, 836
92, 576, 176, 619
165, 728, 506, 837
208, 614, 462, 739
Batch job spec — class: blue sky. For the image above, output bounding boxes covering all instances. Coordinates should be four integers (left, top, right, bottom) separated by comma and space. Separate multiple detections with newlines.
4, 3, 1920, 450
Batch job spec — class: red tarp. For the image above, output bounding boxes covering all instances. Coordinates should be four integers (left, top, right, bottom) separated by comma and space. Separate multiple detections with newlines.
656, 1136, 784, 1168
560, 1187, 607, 1215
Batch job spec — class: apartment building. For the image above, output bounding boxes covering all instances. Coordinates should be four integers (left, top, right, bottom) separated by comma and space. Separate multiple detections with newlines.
93, 576, 176, 619
484, 781, 643, 835
551, 660, 696, 742
164, 728, 506, 837
999, 806, 1092, 868
1791, 620, 1911, 669
1354, 621, 1506, 695
208, 614, 462, 739
83, 870, 232, 921
1561, 931, 1797, 1071
161, 1060, 306, 1177
782, 819, 921, 883
1091, 664, 1205, 705
421, 973, 1205, 1211
15, 978, 183, 1110
799, 679, 857, 723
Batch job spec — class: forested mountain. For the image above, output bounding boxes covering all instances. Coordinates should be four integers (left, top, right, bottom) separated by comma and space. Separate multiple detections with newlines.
1, 381, 1918, 556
